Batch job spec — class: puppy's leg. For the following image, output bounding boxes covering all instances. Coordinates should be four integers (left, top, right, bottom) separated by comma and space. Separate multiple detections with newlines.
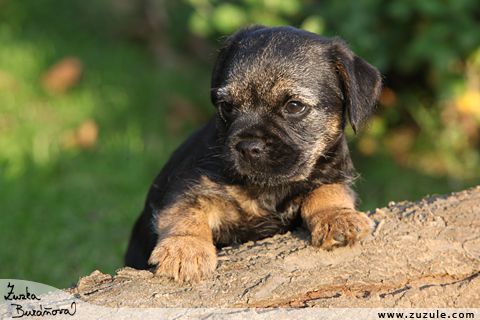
148, 203, 217, 283
301, 184, 374, 249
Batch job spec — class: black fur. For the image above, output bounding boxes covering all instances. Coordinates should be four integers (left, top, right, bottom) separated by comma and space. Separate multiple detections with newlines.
125, 25, 381, 270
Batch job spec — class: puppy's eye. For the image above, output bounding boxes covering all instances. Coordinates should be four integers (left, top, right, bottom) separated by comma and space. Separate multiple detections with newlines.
285, 101, 306, 114
219, 102, 234, 114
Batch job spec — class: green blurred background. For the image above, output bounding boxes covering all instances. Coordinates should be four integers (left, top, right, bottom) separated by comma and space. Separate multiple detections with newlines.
1, 0, 479, 288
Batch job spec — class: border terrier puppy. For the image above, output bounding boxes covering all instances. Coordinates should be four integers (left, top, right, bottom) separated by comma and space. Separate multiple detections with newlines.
125, 25, 382, 283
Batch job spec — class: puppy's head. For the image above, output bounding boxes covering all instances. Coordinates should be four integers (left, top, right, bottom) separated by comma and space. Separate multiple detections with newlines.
211, 25, 381, 186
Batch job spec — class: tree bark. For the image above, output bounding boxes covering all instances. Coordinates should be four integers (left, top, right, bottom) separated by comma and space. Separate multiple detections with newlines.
69, 187, 480, 308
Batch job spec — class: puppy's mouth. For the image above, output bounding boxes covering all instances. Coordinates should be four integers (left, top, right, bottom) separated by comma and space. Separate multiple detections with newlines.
225, 138, 307, 185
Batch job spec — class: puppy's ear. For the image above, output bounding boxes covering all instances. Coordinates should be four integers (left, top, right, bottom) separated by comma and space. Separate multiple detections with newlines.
329, 38, 382, 134
211, 24, 267, 103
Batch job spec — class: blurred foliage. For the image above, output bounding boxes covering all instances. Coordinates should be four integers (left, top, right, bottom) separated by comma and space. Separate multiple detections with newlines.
0, 0, 479, 287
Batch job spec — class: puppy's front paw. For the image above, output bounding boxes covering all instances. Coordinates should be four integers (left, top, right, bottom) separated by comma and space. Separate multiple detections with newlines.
148, 235, 217, 283
311, 210, 374, 250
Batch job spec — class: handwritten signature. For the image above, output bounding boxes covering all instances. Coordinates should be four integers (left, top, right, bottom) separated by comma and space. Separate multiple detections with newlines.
4, 282, 76, 318
10, 303, 76, 318
4, 282, 40, 301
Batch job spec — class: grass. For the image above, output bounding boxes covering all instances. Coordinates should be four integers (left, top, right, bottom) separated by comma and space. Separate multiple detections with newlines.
0, 0, 477, 289
0, 1, 213, 287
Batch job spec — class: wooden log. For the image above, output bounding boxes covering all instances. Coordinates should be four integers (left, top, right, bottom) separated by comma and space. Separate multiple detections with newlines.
68, 187, 480, 308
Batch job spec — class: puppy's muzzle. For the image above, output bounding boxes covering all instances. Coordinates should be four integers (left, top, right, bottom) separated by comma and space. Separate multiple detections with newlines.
235, 140, 265, 165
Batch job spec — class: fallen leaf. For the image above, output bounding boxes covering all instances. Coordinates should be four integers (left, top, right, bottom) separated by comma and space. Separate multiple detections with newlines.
41, 57, 83, 94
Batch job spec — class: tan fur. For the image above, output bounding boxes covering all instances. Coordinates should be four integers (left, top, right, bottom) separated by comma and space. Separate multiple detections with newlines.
203, 199, 229, 233
149, 202, 217, 283
149, 234, 217, 283
150, 177, 273, 282
301, 184, 374, 249
225, 185, 267, 218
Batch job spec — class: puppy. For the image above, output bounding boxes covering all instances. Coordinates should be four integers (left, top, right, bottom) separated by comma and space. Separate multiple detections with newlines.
125, 25, 382, 283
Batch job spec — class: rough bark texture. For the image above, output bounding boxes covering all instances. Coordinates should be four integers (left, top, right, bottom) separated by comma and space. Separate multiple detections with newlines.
68, 187, 480, 308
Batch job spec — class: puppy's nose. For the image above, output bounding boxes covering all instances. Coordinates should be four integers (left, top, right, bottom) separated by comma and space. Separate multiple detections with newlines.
235, 140, 265, 164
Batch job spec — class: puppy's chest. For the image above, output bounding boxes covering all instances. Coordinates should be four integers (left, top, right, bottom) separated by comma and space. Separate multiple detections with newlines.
207, 185, 303, 244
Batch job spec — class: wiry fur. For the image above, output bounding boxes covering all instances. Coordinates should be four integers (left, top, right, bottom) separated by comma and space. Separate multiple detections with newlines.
125, 25, 382, 283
